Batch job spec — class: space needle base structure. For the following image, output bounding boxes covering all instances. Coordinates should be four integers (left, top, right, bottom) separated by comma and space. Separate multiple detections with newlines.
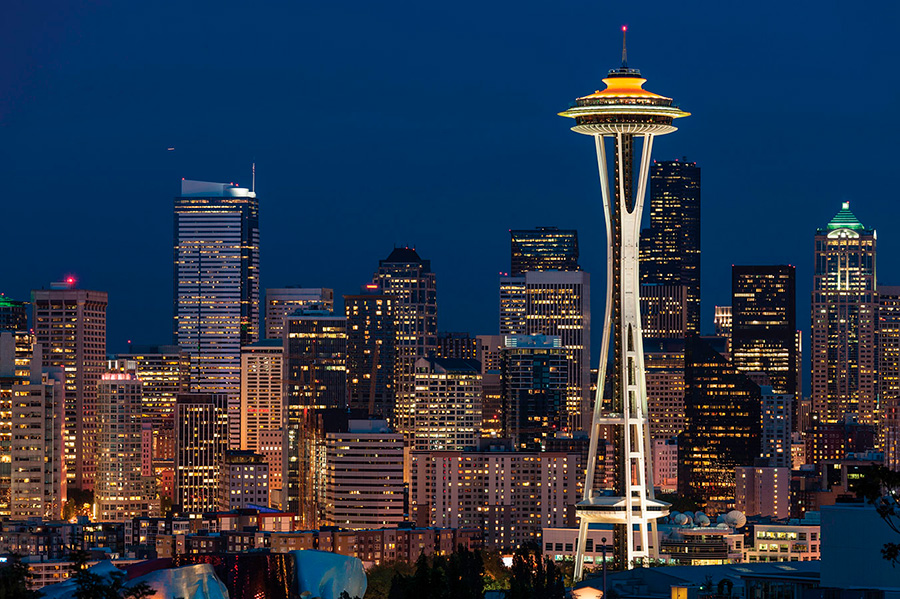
559, 28, 689, 579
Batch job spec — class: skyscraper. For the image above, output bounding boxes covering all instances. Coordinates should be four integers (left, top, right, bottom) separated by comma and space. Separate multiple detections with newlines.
3, 335, 66, 520
559, 34, 688, 572
117, 344, 188, 462
239, 340, 283, 452
283, 311, 348, 515
174, 179, 260, 449
732, 265, 798, 426
640, 159, 701, 337
413, 356, 482, 452
95, 361, 152, 522
174, 393, 228, 514
679, 336, 761, 513
500, 334, 567, 450
509, 227, 579, 276
811, 202, 877, 426
499, 271, 590, 431
344, 285, 397, 420
32, 281, 107, 491
372, 248, 437, 437
264, 287, 334, 340
879, 286, 900, 470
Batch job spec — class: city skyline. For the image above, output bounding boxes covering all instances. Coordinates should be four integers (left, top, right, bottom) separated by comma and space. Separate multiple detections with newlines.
3, 3, 900, 375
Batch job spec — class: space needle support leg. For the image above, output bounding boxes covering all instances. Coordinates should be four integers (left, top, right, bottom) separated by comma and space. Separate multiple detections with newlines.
574, 133, 613, 583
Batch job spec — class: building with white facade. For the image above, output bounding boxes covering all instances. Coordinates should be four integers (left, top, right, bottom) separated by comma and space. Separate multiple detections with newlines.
323, 419, 404, 529
174, 179, 259, 449
413, 357, 482, 451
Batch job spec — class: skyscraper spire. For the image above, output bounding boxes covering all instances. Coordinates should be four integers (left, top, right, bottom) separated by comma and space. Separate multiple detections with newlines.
621, 25, 628, 67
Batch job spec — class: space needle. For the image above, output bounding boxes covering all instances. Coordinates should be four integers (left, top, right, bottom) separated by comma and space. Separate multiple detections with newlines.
559, 27, 689, 578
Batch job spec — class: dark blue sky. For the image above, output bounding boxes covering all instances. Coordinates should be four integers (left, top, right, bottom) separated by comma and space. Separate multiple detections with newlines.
3, 1, 900, 385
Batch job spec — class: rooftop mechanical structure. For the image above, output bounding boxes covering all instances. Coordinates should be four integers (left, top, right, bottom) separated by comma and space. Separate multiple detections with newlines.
559, 28, 689, 578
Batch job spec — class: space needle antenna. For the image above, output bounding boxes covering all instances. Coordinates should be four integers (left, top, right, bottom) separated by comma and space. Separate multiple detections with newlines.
621, 25, 628, 67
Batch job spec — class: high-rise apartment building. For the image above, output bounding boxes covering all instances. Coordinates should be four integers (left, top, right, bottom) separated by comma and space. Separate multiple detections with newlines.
32, 281, 107, 491
410, 447, 579, 550
879, 286, 900, 469
117, 344, 188, 461
4, 337, 65, 520
174, 393, 228, 514
264, 287, 334, 340
323, 420, 404, 529
811, 203, 877, 426
640, 159, 701, 336
174, 179, 260, 449
500, 335, 567, 450
219, 450, 269, 510
509, 227, 580, 276
283, 312, 348, 516
644, 339, 686, 440
372, 248, 437, 437
95, 361, 153, 522
735, 467, 789, 519
239, 340, 283, 452
679, 336, 761, 513
0, 298, 27, 332
413, 357, 482, 452
344, 286, 397, 421
499, 271, 590, 430
732, 265, 798, 431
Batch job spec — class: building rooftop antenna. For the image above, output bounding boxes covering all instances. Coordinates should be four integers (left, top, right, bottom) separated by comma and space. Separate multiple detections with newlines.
252, 162, 256, 193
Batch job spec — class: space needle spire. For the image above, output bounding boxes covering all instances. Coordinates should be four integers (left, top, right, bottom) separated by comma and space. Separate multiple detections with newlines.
560, 29, 689, 578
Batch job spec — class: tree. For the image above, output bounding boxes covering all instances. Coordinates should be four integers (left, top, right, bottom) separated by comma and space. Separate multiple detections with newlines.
509, 542, 564, 599
364, 561, 414, 599
857, 465, 900, 565
68, 551, 154, 599
0, 554, 42, 599
481, 550, 510, 591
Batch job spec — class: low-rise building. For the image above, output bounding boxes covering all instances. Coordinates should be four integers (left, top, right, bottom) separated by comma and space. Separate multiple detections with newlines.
743, 513, 820, 563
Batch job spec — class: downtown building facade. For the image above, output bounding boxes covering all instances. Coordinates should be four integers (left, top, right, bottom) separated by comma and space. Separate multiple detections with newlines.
282, 311, 348, 516
95, 361, 155, 522
500, 334, 567, 450
679, 335, 761, 513
639, 159, 701, 337
880, 286, 900, 469
811, 202, 877, 428
509, 227, 579, 276
344, 285, 397, 421
173, 179, 260, 449
498, 271, 590, 431
2, 334, 66, 520
31, 281, 107, 491
174, 393, 228, 514
412, 357, 482, 452
372, 248, 437, 437
264, 287, 334, 340
410, 446, 579, 550
116, 344, 188, 462
731, 265, 799, 431
218, 450, 269, 510
239, 340, 283, 452
322, 419, 405, 529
